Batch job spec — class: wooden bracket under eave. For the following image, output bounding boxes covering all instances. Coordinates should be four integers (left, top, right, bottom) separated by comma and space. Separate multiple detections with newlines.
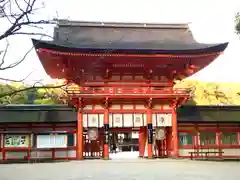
144, 98, 153, 109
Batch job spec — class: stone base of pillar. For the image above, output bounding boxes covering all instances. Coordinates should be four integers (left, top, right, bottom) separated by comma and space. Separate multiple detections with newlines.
144, 140, 154, 159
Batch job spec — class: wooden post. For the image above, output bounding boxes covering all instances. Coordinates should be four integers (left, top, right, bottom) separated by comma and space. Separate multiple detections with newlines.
76, 107, 84, 160
171, 106, 179, 158
139, 126, 145, 157
146, 98, 153, 159
103, 108, 109, 160
238, 132, 240, 146
216, 126, 222, 158
147, 108, 153, 158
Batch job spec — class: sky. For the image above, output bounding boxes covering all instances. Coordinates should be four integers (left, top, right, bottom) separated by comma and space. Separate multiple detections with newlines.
0, 0, 240, 84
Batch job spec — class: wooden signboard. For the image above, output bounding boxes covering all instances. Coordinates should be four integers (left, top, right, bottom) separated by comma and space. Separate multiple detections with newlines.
4, 134, 30, 148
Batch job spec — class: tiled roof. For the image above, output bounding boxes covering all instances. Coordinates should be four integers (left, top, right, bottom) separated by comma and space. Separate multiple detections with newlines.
0, 105, 240, 123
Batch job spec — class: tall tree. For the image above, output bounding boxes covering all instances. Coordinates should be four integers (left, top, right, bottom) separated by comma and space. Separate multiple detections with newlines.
0, 0, 67, 100
235, 12, 240, 34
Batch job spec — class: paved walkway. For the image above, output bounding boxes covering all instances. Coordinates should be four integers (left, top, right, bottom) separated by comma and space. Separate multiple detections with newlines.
0, 159, 239, 180
110, 151, 139, 159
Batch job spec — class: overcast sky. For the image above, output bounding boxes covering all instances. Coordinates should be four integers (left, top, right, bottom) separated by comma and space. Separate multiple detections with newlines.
0, 0, 240, 84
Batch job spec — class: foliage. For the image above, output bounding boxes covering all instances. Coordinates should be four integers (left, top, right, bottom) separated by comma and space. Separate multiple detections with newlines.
1, 80, 240, 105
0, 82, 67, 104
235, 12, 240, 34
175, 80, 240, 105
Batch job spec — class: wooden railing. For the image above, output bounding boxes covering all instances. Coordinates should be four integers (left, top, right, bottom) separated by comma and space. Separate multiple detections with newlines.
65, 86, 192, 98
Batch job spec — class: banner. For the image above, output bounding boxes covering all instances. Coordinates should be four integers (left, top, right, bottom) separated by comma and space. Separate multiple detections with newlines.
4, 135, 30, 148
104, 124, 109, 144
147, 124, 153, 144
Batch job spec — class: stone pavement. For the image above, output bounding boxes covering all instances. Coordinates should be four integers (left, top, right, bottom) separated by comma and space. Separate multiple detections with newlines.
0, 159, 239, 180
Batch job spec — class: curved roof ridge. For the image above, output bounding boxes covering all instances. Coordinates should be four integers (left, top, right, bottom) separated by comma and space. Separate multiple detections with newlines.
54, 19, 190, 29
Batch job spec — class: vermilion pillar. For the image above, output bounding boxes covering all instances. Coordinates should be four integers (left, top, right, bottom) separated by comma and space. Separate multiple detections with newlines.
237, 132, 240, 157
217, 131, 222, 158
147, 107, 153, 159
139, 126, 146, 157
76, 108, 83, 160
171, 106, 179, 158
103, 108, 109, 160
238, 132, 240, 146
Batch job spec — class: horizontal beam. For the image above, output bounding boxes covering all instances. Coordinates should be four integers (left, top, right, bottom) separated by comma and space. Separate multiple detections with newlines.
67, 94, 190, 99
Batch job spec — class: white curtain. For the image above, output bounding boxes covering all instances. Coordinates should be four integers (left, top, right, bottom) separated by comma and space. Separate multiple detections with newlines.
37, 134, 67, 148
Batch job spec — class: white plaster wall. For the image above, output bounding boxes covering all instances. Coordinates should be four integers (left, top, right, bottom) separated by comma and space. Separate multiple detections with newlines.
135, 105, 145, 109
179, 149, 194, 156
110, 105, 121, 110
68, 150, 76, 158
222, 149, 240, 156
5, 151, 28, 159
30, 151, 52, 159
122, 105, 134, 110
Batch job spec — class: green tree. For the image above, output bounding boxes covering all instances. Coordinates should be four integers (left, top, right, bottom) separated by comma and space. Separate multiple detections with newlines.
175, 80, 235, 105
235, 12, 240, 34
0, 83, 67, 104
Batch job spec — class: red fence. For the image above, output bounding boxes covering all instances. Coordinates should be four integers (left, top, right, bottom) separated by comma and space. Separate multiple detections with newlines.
178, 123, 240, 159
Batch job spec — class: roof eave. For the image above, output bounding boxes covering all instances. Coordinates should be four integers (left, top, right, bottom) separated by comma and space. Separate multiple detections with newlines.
32, 39, 229, 55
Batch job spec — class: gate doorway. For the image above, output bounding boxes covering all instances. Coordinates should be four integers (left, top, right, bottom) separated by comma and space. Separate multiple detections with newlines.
109, 128, 139, 159
83, 128, 103, 159
153, 127, 170, 158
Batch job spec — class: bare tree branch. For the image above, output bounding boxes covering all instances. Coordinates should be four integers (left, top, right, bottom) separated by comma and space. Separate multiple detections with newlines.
0, 0, 62, 101
0, 45, 33, 70
0, 83, 68, 98
235, 12, 240, 34
0, 40, 9, 67
0, 70, 33, 82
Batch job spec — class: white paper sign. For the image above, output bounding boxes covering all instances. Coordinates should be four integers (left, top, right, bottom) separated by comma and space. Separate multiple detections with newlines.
83, 114, 88, 127
109, 114, 113, 127
88, 114, 98, 127
113, 114, 123, 127
133, 114, 143, 127
123, 114, 133, 127
156, 114, 172, 127
152, 113, 157, 127
99, 114, 104, 127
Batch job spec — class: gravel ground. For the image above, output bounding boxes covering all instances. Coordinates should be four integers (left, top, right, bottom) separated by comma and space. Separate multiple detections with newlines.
0, 159, 239, 180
